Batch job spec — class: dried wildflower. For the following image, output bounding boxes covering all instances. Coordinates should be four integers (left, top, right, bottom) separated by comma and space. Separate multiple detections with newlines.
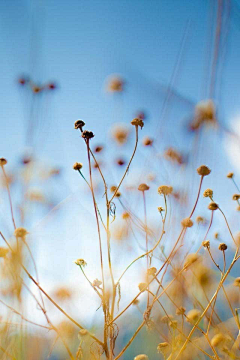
78, 329, 88, 339
234, 277, 240, 287
202, 240, 210, 249
164, 147, 183, 165
176, 306, 186, 316
161, 315, 173, 323
131, 118, 144, 129
75, 259, 87, 267
218, 243, 227, 251
73, 162, 83, 171
110, 185, 117, 193
196, 216, 206, 224
82, 130, 94, 140
0, 247, 9, 258
138, 183, 149, 192
116, 158, 125, 166
184, 253, 199, 268
14, 227, 28, 238
143, 137, 153, 146
158, 185, 173, 196
94, 145, 103, 153
92, 279, 102, 287
115, 192, 121, 198
133, 299, 140, 306
138, 283, 147, 292
0, 158, 7, 166
158, 206, 164, 212
122, 212, 130, 219
134, 355, 149, 360
227, 172, 234, 178
169, 320, 178, 329
181, 217, 193, 228
147, 267, 157, 276
232, 194, 240, 201
186, 309, 201, 324
203, 188, 213, 198
197, 165, 211, 176
208, 202, 218, 211
211, 333, 227, 348
74, 120, 85, 131
157, 342, 169, 354
111, 125, 129, 145
107, 75, 124, 93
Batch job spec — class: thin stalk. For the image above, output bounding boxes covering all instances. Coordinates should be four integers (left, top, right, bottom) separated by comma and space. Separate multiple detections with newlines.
1, 166, 16, 230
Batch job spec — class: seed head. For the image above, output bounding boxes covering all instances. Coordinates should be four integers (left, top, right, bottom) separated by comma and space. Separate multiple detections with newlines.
143, 137, 153, 146
157, 342, 169, 354
131, 118, 144, 129
211, 333, 227, 348
184, 253, 199, 268
218, 243, 227, 251
75, 259, 87, 267
138, 183, 149, 192
0, 247, 9, 258
181, 217, 193, 228
234, 277, 240, 287
176, 306, 186, 316
134, 355, 149, 360
82, 130, 94, 140
122, 212, 130, 219
197, 165, 211, 176
208, 202, 218, 211
14, 227, 28, 238
92, 279, 102, 287
111, 125, 129, 145
232, 194, 240, 201
110, 186, 117, 193
107, 76, 124, 93
147, 267, 157, 276
158, 206, 164, 213
138, 282, 147, 292
0, 158, 7, 166
202, 240, 210, 249
203, 188, 213, 198
78, 329, 88, 339
94, 145, 103, 153
73, 162, 83, 171
115, 192, 121, 198
227, 172, 234, 179
186, 309, 201, 324
164, 147, 183, 165
158, 185, 173, 196
74, 120, 85, 130
116, 158, 125, 166
196, 216, 206, 224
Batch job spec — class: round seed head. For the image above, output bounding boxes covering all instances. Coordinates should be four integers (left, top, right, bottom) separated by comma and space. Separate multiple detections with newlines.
234, 277, 240, 287
176, 306, 186, 316
208, 202, 218, 211
138, 283, 147, 292
74, 259, 87, 267
197, 165, 211, 176
232, 194, 240, 201
73, 162, 83, 171
110, 186, 117, 193
157, 342, 169, 354
78, 329, 88, 339
202, 240, 210, 249
186, 309, 201, 324
211, 333, 227, 348
82, 130, 94, 139
14, 227, 28, 238
74, 120, 85, 130
203, 188, 213, 198
138, 183, 149, 192
122, 212, 130, 219
134, 355, 149, 360
143, 137, 153, 146
0, 247, 9, 258
147, 267, 157, 276
181, 217, 193, 228
92, 279, 102, 287
0, 158, 7, 166
158, 185, 173, 196
131, 118, 144, 129
227, 172, 234, 178
218, 243, 227, 251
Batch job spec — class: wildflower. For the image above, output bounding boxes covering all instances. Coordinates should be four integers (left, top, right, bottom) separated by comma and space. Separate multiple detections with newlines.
92, 279, 102, 287
131, 118, 144, 129
203, 188, 213, 198
143, 137, 153, 146
115, 192, 121, 198
234, 277, 240, 287
181, 217, 193, 228
227, 172, 234, 178
75, 259, 87, 267
208, 202, 218, 211
211, 333, 227, 348
147, 267, 157, 276
232, 194, 240, 201
82, 130, 94, 140
158, 185, 173, 196
110, 186, 117, 193
196, 216, 206, 224
133, 299, 140, 306
138, 183, 149, 192
94, 145, 103, 153
14, 227, 28, 238
111, 125, 129, 145
78, 329, 88, 339
202, 240, 210, 249
138, 283, 147, 292
0, 247, 9, 258
134, 355, 149, 360
157, 342, 169, 354
158, 206, 164, 213
169, 320, 178, 329
0, 158, 7, 166
184, 253, 199, 268
74, 120, 85, 131
73, 162, 83, 171
186, 309, 201, 324
161, 315, 173, 323
176, 306, 186, 315
197, 165, 211, 176
218, 243, 227, 251
116, 158, 125, 166
107, 75, 124, 93
122, 212, 130, 219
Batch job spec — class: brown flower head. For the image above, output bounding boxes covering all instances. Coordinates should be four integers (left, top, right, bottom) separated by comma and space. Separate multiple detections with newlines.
158, 185, 173, 196
227, 172, 234, 179
74, 120, 85, 130
73, 162, 83, 171
138, 183, 150, 192
181, 217, 193, 228
218, 243, 227, 251
82, 130, 94, 140
208, 202, 218, 211
203, 189, 213, 198
197, 165, 211, 176
232, 194, 240, 201
0, 158, 7, 166
131, 118, 144, 129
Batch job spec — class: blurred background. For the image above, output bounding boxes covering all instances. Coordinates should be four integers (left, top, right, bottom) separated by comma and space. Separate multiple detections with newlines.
1, 0, 240, 359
